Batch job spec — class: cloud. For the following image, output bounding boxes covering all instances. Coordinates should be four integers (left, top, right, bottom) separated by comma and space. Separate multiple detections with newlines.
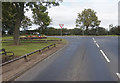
48, 0, 119, 29
24, 0, 119, 29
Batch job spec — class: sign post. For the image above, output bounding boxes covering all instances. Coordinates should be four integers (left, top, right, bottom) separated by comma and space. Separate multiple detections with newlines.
59, 24, 64, 36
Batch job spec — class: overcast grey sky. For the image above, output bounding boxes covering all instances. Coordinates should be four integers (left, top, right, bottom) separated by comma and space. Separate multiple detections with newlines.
48, 0, 119, 29
26, 0, 119, 30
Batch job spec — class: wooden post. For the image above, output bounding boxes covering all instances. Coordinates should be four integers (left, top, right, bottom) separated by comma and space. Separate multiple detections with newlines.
54, 44, 56, 47
60, 39, 62, 41
24, 56, 28, 62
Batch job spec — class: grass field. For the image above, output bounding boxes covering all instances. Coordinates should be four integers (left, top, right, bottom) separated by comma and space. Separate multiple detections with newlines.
2, 36, 66, 57
2, 36, 13, 40
2, 42, 54, 56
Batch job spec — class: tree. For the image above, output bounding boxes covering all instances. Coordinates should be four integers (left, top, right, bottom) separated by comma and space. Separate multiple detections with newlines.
108, 24, 113, 34
2, 2, 17, 35
76, 9, 101, 34
2, 1, 62, 45
2, 2, 25, 45
109, 26, 119, 35
88, 28, 96, 35
21, 16, 33, 31
32, 4, 51, 34
72, 28, 82, 35
97, 27, 107, 35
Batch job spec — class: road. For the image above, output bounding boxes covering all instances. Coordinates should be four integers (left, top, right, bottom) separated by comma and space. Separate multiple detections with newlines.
15, 36, 119, 81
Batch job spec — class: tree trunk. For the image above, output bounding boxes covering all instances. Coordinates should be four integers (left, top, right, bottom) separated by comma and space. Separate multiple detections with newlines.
85, 26, 89, 35
13, 3, 24, 45
13, 16, 21, 45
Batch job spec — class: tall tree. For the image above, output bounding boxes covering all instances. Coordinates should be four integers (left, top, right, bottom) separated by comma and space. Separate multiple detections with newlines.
109, 26, 119, 35
14, 3, 24, 45
32, 4, 51, 34
2, 2, 24, 45
2, 2, 17, 35
21, 16, 33, 31
76, 9, 101, 34
2, 1, 62, 45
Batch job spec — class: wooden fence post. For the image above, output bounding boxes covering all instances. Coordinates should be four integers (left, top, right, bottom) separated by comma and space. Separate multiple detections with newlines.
24, 56, 28, 62
54, 44, 56, 47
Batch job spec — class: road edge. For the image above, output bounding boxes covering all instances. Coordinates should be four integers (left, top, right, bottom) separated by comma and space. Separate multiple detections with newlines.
4, 42, 68, 82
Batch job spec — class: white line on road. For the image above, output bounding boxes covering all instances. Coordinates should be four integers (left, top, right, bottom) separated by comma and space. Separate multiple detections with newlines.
92, 38, 97, 43
92, 38, 95, 41
116, 73, 120, 79
94, 41, 96, 43
100, 50, 110, 63
96, 43, 100, 48
92, 37, 110, 63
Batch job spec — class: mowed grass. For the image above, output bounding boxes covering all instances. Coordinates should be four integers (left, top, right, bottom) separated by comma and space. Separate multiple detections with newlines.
2, 42, 53, 56
2, 36, 13, 40
2, 36, 65, 57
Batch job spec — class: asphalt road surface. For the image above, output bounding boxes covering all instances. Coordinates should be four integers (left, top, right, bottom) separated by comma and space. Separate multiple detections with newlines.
15, 36, 119, 81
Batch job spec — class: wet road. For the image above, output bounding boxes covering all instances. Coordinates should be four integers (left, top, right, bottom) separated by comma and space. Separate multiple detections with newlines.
15, 36, 119, 81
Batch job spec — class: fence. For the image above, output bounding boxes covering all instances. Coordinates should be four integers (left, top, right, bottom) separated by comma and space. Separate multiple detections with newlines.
0, 43, 56, 66
2, 39, 62, 43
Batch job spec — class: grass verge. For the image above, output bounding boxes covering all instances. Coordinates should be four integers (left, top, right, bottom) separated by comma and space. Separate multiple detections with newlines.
2, 36, 66, 57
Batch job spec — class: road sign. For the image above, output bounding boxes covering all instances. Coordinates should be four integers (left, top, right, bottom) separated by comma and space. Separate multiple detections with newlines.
59, 24, 64, 36
59, 24, 64, 29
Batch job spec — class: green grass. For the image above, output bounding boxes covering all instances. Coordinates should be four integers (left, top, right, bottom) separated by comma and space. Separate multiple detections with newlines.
2, 36, 13, 40
2, 36, 62, 43
2, 42, 53, 56
2, 36, 66, 57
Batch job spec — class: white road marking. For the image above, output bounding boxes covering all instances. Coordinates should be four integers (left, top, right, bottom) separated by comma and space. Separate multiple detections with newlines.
92, 37, 110, 63
116, 73, 120, 79
96, 43, 100, 48
92, 38, 97, 43
94, 41, 96, 43
100, 50, 110, 63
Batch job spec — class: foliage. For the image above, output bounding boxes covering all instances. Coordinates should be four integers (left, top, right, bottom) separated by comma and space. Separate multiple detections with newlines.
16, 26, 119, 36
2, 2, 17, 35
76, 9, 101, 31
109, 26, 120, 35
32, 4, 51, 34
21, 16, 33, 31
2, 1, 62, 45
2, 41, 53, 56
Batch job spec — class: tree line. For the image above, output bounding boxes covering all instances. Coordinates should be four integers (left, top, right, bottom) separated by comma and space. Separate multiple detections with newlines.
13, 25, 119, 36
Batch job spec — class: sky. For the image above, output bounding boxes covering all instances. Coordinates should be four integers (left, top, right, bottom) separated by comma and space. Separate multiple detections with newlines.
26, 0, 119, 30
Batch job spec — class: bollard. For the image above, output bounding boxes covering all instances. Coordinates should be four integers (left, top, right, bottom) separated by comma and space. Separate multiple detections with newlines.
45, 40, 47, 43
60, 39, 62, 41
39, 50, 41, 53
24, 56, 28, 62
54, 44, 56, 47
39, 50, 42, 54
41, 50, 42, 54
